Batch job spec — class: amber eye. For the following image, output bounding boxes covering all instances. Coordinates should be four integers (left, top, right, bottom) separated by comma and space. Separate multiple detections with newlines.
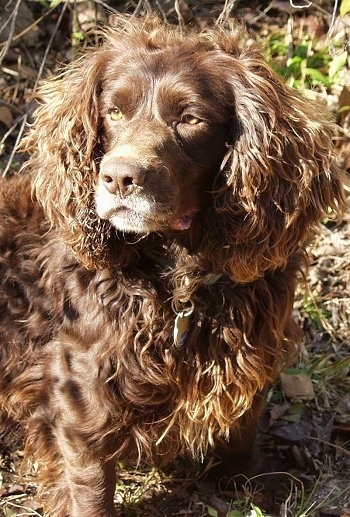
181, 114, 201, 125
109, 107, 123, 121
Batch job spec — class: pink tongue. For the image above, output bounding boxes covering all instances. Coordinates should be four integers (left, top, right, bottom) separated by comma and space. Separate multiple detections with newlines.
170, 214, 193, 230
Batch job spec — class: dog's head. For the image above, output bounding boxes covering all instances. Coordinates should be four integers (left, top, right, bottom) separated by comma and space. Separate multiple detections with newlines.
25, 15, 345, 280
95, 35, 235, 234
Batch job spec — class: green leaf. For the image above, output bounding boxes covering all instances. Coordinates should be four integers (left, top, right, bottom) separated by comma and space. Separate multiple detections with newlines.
282, 413, 302, 423
304, 68, 330, 86
34, 0, 51, 7
228, 511, 244, 517
249, 504, 266, 517
329, 51, 348, 79
207, 507, 218, 517
287, 55, 303, 67
49, 0, 63, 7
72, 32, 85, 42
340, 0, 350, 16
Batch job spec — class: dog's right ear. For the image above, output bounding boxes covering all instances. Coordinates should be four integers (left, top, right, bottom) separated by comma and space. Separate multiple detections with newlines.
20, 43, 117, 267
23, 47, 104, 220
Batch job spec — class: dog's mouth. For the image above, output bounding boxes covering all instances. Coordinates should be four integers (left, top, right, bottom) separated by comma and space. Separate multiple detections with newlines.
105, 206, 195, 234
168, 213, 194, 231
95, 183, 198, 234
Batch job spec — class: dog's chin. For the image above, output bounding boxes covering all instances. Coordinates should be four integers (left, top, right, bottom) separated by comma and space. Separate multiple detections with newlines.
109, 210, 195, 234
109, 209, 157, 234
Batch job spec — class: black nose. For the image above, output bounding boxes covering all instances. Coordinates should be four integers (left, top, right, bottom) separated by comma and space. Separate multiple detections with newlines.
100, 158, 146, 196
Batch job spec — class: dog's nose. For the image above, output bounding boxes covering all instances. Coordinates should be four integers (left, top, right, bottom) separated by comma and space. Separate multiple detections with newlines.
100, 159, 146, 196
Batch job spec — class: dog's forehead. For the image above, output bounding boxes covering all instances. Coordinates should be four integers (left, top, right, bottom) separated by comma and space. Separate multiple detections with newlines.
103, 43, 229, 105
106, 39, 219, 79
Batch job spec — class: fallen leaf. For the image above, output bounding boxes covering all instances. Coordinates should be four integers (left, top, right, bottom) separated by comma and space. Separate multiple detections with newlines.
280, 372, 315, 400
269, 403, 290, 426
0, 106, 13, 129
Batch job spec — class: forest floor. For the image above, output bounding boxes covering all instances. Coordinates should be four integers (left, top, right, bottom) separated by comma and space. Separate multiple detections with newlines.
0, 1, 349, 516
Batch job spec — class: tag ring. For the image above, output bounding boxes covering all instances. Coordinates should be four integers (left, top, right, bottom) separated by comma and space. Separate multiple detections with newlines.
171, 299, 194, 317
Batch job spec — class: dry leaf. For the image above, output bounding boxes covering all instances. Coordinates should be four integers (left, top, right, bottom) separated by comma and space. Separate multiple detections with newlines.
280, 372, 315, 400
0, 106, 13, 129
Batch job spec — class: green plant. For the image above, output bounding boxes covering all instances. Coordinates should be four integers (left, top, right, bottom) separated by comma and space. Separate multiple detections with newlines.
265, 11, 349, 92
340, 0, 350, 16
302, 295, 332, 332
34, 0, 64, 8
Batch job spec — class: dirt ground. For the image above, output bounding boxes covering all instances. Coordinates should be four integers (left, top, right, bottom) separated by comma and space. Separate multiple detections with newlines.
0, 1, 349, 516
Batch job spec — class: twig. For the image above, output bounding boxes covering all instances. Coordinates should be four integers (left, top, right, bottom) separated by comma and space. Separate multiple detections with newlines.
173, 0, 184, 26
290, 0, 312, 7
86, 0, 119, 16
0, 0, 21, 67
0, 6, 56, 49
307, 435, 350, 456
216, 0, 242, 25
327, 0, 340, 42
33, 0, 69, 89
1, 113, 27, 178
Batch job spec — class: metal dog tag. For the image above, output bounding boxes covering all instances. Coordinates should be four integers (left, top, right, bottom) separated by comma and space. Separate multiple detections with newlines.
172, 296, 194, 349
173, 311, 191, 348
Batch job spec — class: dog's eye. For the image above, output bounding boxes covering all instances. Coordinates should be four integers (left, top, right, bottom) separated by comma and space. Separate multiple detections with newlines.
181, 114, 201, 125
108, 107, 123, 122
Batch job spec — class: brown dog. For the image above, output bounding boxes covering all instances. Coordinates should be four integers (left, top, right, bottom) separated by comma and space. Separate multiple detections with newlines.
0, 14, 346, 517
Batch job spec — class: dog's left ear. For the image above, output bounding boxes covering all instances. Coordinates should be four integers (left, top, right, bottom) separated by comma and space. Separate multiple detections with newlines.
211, 39, 347, 283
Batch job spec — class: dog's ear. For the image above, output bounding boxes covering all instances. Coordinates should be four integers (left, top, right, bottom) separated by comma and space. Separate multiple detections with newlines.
21, 44, 117, 268
210, 39, 346, 283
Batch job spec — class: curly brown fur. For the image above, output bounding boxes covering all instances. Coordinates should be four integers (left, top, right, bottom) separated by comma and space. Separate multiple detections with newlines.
0, 14, 347, 517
